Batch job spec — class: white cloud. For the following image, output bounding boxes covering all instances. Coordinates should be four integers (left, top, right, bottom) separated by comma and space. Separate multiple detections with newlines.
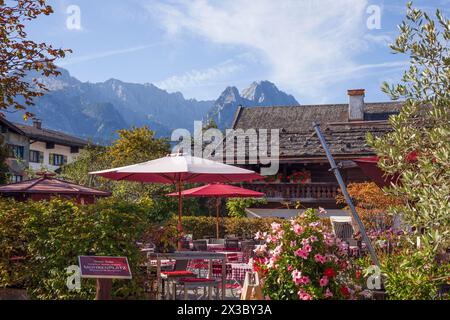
147, 0, 377, 99
156, 59, 243, 91
59, 43, 165, 66
363, 33, 394, 46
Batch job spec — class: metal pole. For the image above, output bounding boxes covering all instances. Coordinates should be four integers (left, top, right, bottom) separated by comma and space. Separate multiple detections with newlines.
313, 122, 380, 266
177, 177, 183, 251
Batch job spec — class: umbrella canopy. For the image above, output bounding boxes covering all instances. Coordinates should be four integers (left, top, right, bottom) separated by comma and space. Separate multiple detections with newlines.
167, 183, 264, 238
0, 172, 110, 204
90, 153, 263, 246
166, 183, 264, 198
90, 153, 262, 183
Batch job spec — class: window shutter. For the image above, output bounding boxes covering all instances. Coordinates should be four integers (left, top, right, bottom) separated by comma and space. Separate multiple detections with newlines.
63, 155, 68, 165
49, 153, 54, 165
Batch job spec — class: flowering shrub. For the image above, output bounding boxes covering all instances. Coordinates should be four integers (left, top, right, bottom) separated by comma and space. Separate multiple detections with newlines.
251, 209, 366, 300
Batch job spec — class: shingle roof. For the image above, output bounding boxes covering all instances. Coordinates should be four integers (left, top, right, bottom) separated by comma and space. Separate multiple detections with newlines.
0, 173, 110, 196
0, 117, 25, 135
229, 102, 402, 160
232, 102, 402, 131
15, 123, 89, 147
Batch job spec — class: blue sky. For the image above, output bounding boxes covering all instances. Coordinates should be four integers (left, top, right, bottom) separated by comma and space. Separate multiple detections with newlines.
26, 0, 449, 103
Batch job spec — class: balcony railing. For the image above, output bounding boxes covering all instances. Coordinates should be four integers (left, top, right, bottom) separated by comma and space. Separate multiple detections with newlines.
243, 182, 340, 202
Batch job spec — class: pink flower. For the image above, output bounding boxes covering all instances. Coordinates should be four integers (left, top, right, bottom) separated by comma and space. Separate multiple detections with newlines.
303, 244, 312, 253
309, 235, 318, 242
294, 248, 308, 259
271, 222, 282, 233
298, 290, 312, 300
319, 276, 329, 287
292, 269, 302, 284
301, 238, 309, 245
309, 222, 319, 228
314, 253, 326, 264
319, 207, 327, 215
324, 288, 333, 298
266, 234, 277, 244
287, 265, 293, 272
292, 224, 303, 235
290, 240, 297, 247
254, 244, 267, 255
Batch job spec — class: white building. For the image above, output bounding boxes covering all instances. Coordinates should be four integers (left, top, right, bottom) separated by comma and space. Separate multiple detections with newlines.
15, 120, 89, 173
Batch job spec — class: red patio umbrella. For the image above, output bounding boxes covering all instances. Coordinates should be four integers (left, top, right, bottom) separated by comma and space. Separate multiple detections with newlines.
167, 183, 265, 238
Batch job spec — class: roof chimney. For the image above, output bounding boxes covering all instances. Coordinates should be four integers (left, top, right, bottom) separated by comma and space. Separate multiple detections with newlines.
33, 119, 42, 130
347, 89, 365, 121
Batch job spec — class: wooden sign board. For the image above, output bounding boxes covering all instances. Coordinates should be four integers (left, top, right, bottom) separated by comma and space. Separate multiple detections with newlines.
78, 256, 132, 279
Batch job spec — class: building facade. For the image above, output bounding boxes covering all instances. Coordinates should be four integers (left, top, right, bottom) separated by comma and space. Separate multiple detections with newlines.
226, 89, 402, 211
0, 118, 29, 182
0, 118, 89, 182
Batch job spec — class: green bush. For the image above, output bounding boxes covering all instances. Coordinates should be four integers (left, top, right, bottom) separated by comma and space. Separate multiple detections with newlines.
226, 198, 267, 218
165, 216, 283, 239
0, 197, 156, 299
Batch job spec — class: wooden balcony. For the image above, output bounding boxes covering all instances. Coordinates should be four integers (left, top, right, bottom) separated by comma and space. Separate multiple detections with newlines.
243, 182, 340, 203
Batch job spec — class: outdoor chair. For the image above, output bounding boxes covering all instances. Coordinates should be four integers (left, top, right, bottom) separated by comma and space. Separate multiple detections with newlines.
225, 238, 239, 251
240, 240, 256, 262
210, 238, 225, 245
161, 259, 196, 299
179, 239, 191, 250
332, 221, 354, 241
177, 277, 220, 300
193, 240, 208, 251
202, 236, 215, 243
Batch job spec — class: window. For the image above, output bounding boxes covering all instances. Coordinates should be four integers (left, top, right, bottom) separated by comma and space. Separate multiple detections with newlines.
29, 150, 44, 163
49, 153, 67, 166
10, 175, 23, 183
8, 144, 24, 159
70, 146, 79, 154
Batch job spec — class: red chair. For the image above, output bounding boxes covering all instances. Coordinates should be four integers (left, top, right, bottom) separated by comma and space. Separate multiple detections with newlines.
161, 260, 196, 299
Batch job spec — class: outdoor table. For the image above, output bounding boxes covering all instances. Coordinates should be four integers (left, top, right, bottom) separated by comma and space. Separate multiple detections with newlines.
148, 251, 227, 300
207, 243, 226, 250
227, 263, 253, 282
215, 251, 244, 263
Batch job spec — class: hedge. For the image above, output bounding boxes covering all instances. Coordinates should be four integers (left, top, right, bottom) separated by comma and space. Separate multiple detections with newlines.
169, 216, 284, 239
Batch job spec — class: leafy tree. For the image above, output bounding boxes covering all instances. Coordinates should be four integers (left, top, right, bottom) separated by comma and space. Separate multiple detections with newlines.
368, 2, 449, 299
0, 0, 71, 118
108, 126, 170, 167
336, 182, 403, 230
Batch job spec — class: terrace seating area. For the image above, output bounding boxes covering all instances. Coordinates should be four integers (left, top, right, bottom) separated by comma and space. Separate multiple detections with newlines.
144, 235, 259, 300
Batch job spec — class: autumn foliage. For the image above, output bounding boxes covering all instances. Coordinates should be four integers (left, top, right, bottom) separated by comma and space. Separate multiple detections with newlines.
0, 0, 71, 118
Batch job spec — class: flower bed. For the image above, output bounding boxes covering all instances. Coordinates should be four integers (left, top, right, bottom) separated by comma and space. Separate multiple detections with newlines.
251, 209, 367, 300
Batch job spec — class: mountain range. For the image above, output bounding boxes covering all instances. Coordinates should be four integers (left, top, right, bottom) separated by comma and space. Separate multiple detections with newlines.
7, 68, 299, 144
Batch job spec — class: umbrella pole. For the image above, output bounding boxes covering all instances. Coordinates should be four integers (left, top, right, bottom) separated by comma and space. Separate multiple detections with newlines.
177, 179, 183, 250
216, 198, 220, 239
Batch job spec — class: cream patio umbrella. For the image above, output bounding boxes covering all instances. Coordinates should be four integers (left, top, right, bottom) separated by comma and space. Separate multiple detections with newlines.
90, 153, 263, 248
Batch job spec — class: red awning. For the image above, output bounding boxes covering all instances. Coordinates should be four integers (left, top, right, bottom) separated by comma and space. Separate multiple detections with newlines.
353, 151, 418, 188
